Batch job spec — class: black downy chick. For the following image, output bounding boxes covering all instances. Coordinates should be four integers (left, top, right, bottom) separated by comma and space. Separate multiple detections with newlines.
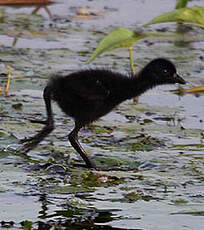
19, 58, 186, 169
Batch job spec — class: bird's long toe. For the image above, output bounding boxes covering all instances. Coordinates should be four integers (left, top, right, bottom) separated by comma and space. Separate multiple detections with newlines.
17, 142, 35, 154
19, 136, 35, 144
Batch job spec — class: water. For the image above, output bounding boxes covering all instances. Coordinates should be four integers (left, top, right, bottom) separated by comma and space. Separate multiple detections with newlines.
0, 0, 204, 229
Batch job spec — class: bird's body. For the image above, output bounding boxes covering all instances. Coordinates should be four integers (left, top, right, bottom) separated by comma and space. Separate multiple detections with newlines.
49, 69, 138, 125
19, 58, 186, 169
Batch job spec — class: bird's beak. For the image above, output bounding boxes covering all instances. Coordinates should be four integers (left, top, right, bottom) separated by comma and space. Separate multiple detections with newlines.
174, 73, 186, 84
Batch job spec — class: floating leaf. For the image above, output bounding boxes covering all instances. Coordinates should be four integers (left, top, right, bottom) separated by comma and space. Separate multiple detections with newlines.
21, 220, 33, 230
145, 6, 204, 28
171, 210, 204, 216
87, 27, 159, 63
172, 198, 188, 205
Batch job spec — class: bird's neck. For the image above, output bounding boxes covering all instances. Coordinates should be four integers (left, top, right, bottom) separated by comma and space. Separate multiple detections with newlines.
125, 72, 155, 99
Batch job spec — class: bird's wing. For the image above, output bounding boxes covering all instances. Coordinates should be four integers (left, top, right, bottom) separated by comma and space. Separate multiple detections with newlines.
69, 77, 110, 101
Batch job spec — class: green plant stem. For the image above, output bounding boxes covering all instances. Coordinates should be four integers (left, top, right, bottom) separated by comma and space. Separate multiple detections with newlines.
128, 46, 139, 103
176, 0, 188, 9
128, 46, 135, 76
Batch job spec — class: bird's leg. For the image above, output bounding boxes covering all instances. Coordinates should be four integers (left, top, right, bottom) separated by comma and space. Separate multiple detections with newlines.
19, 86, 54, 154
69, 122, 97, 169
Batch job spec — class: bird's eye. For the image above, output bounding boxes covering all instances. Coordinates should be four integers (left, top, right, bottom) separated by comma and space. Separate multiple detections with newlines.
163, 69, 168, 75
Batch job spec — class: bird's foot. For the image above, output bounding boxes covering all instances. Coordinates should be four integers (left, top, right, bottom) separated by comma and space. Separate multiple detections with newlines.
19, 136, 35, 144
17, 140, 37, 155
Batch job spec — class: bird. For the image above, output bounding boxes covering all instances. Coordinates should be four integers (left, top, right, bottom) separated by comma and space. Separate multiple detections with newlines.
19, 58, 186, 169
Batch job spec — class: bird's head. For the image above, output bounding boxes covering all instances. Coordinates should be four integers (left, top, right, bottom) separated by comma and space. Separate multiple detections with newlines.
142, 58, 186, 85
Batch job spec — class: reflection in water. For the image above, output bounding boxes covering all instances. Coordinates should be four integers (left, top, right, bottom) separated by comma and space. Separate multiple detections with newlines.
38, 194, 48, 220
37, 193, 123, 230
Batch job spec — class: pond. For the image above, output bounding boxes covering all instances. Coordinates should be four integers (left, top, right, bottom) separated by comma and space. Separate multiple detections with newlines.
0, 0, 204, 229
